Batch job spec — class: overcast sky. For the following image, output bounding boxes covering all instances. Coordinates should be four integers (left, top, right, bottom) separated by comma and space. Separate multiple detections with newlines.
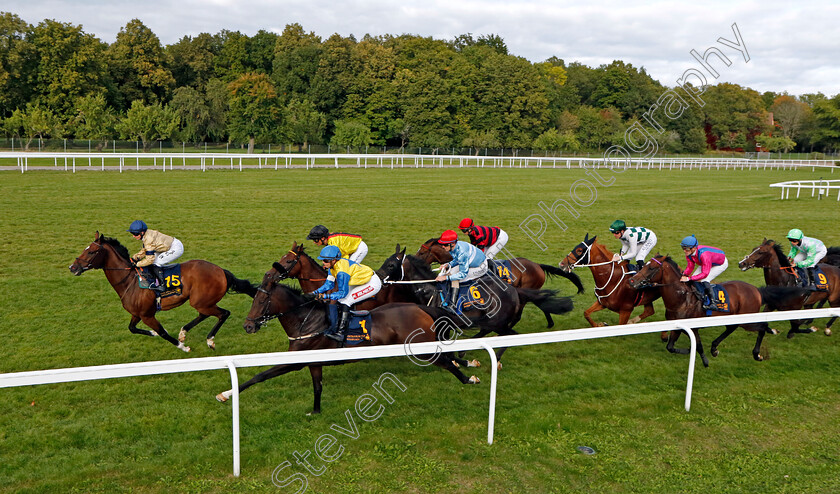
8, 1, 840, 96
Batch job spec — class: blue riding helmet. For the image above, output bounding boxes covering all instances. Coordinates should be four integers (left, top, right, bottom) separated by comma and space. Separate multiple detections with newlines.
127, 220, 147, 234
317, 245, 342, 261
680, 235, 698, 249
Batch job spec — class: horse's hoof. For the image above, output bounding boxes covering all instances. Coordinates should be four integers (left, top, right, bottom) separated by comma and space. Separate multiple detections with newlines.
497, 362, 503, 371
756, 354, 764, 361
178, 329, 187, 343
711, 349, 719, 358
178, 342, 191, 353
207, 337, 216, 350
628, 316, 641, 324
768, 327, 779, 335
808, 326, 818, 333
452, 360, 460, 368
468, 375, 480, 384
787, 332, 796, 339
825, 328, 832, 336
150, 330, 159, 337
468, 359, 481, 368
215, 391, 230, 403
598, 322, 608, 327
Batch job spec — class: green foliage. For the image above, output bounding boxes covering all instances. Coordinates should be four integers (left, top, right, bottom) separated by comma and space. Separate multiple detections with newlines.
330, 119, 373, 148
284, 97, 326, 146
3, 102, 61, 149
533, 127, 580, 152
226, 72, 282, 153
115, 100, 179, 151
107, 19, 174, 109
72, 93, 117, 149
756, 133, 797, 153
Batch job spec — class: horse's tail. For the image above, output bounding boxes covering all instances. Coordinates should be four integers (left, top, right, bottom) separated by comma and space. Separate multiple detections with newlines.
516, 288, 574, 315
759, 285, 809, 311
822, 246, 840, 268
539, 263, 585, 294
223, 269, 258, 298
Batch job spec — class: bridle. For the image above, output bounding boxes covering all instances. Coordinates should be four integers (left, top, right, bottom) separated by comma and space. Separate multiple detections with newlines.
73, 244, 105, 272
564, 241, 629, 300
244, 278, 318, 330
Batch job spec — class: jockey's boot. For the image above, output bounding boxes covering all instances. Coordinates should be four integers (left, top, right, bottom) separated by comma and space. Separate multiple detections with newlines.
796, 267, 810, 289
701, 282, 717, 311
149, 265, 166, 292
327, 305, 350, 342
324, 302, 340, 339
637, 260, 645, 271
806, 267, 817, 290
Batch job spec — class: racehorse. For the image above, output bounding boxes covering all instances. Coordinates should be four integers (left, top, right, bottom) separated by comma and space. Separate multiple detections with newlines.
377, 248, 574, 366
272, 241, 417, 309
416, 238, 584, 328
559, 234, 663, 337
69, 232, 256, 352
738, 239, 840, 336
217, 276, 479, 413
628, 255, 802, 366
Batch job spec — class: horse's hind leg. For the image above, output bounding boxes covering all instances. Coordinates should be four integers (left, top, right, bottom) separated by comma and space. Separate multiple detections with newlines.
128, 315, 158, 337
711, 325, 738, 358
202, 307, 231, 350
752, 325, 768, 361
436, 352, 479, 384
140, 316, 190, 352
179, 313, 210, 343
543, 309, 555, 328
309, 366, 323, 415
216, 362, 308, 404
666, 329, 709, 367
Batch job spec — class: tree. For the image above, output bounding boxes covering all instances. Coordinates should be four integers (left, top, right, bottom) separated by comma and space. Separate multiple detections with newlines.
272, 23, 322, 103
810, 93, 840, 151
204, 79, 229, 142
107, 19, 175, 109
169, 86, 210, 144
330, 119, 372, 149
770, 95, 810, 146
72, 93, 116, 150
116, 100, 179, 151
755, 133, 796, 153
29, 19, 108, 119
702, 83, 770, 150
574, 106, 623, 151
462, 129, 501, 155
533, 128, 580, 152
226, 73, 281, 153
0, 12, 36, 118
3, 103, 61, 150
166, 33, 218, 89
284, 97, 325, 147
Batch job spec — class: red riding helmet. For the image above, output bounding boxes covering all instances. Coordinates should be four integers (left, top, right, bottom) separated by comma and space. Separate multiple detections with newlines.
439, 229, 458, 244
458, 218, 474, 229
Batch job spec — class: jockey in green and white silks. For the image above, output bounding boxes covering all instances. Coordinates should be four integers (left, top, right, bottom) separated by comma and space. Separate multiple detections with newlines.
786, 228, 827, 289
609, 220, 657, 270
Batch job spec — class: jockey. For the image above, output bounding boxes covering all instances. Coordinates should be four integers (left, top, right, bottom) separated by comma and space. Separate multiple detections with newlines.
679, 235, 728, 311
609, 220, 657, 270
434, 229, 488, 307
307, 225, 368, 263
458, 218, 508, 260
786, 228, 827, 289
127, 220, 183, 292
311, 245, 382, 342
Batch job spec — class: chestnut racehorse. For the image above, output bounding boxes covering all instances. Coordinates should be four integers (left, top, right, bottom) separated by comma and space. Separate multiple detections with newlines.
69, 232, 256, 352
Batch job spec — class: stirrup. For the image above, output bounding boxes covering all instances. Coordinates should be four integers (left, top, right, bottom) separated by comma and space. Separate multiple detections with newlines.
325, 331, 344, 342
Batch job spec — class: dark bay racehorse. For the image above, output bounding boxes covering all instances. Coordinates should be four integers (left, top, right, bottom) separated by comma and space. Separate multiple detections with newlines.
417, 238, 584, 328
629, 255, 801, 366
272, 241, 416, 309
218, 276, 479, 414
559, 234, 663, 337
378, 249, 574, 366
739, 239, 840, 336
69, 232, 256, 351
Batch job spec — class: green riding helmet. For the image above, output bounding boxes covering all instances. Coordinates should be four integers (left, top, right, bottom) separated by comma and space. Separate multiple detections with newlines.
609, 220, 626, 233
786, 228, 804, 241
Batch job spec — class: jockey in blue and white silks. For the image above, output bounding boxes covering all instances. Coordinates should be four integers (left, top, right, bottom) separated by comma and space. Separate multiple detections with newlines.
435, 230, 488, 282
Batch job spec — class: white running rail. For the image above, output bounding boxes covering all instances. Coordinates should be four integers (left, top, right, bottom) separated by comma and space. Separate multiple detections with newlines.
770, 179, 840, 201
1, 307, 838, 477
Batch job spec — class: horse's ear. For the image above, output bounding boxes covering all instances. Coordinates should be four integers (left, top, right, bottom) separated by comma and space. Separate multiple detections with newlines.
94, 231, 100, 240
400, 247, 406, 256
272, 262, 283, 272
584, 233, 589, 242
395, 243, 401, 254
291, 240, 297, 249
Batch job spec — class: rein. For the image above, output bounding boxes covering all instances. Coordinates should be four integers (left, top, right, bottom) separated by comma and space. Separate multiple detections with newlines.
245, 284, 323, 339
565, 242, 627, 300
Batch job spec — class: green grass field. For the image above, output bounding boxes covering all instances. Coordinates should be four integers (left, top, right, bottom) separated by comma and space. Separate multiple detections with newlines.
1, 167, 840, 493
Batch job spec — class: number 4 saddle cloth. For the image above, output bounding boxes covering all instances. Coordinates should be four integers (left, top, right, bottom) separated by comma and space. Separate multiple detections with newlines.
703, 283, 731, 315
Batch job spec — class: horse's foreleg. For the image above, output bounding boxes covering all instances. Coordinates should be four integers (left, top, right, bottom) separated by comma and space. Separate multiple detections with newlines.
543, 309, 555, 329
583, 301, 607, 327
711, 325, 738, 358
309, 366, 323, 415
752, 325, 768, 361
216, 362, 308, 403
140, 316, 190, 352
128, 315, 157, 337
666, 329, 708, 367
437, 353, 479, 384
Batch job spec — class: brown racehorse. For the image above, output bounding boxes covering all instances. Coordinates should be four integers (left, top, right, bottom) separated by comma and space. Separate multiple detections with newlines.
272, 241, 416, 309
69, 232, 256, 351
559, 234, 662, 336
417, 238, 584, 327
738, 239, 840, 336
628, 255, 801, 367
218, 277, 479, 413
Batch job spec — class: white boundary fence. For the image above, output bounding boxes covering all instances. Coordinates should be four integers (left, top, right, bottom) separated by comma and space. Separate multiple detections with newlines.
1, 151, 837, 173
770, 179, 840, 201
1, 307, 837, 477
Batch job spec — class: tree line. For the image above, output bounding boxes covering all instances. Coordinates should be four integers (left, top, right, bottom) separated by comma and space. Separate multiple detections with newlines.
1, 12, 838, 154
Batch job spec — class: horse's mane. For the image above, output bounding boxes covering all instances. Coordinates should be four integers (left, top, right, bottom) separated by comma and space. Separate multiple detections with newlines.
424, 237, 441, 247
100, 235, 132, 261
661, 255, 681, 272
828, 246, 840, 257
277, 283, 303, 297
296, 244, 327, 273
405, 254, 437, 278
591, 238, 615, 258
767, 240, 791, 267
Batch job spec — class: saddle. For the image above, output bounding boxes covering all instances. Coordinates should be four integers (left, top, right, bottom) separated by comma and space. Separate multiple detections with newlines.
138, 264, 182, 298
690, 281, 730, 314
489, 259, 515, 284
